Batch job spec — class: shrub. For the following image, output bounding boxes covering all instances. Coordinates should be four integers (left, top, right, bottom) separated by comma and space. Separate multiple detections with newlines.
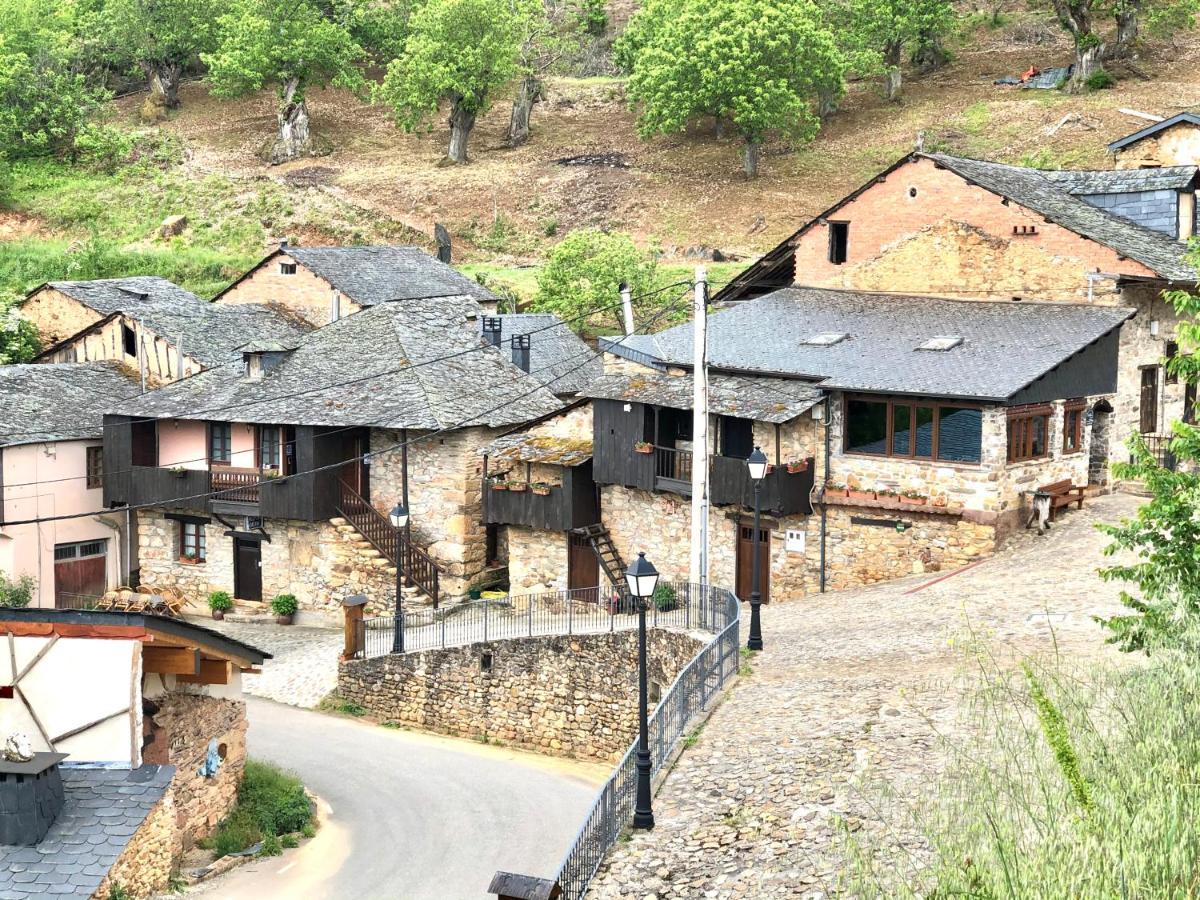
1085, 69, 1116, 90
533, 229, 658, 333
73, 124, 136, 175
258, 832, 282, 857
0, 574, 36, 608
653, 582, 677, 611
207, 590, 233, 612
203, 760, 312, 858
270, 594, 298, 617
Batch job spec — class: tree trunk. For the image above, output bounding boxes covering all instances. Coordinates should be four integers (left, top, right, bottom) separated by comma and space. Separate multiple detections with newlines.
714, 116, 726, 139
266, 76, 313, 165
743, 140, 761, 179
149, 62, 182, 109
1108, 5, 1139, 59
817, 86, 840, 121
1070, 41, 1105, 90
506, 75, 542, 147
883, 41, 903, 101
447, 99, 477, 164
911, 31, 950, 74
1049, 0, 1105, 91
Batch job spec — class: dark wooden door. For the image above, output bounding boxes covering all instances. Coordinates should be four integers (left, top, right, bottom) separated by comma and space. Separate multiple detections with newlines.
735, 522, 770, 603
234, 538, 262, 601
283, 426, 297, 475
54, 540, 108, 608
1140, 367, 1159, 434
568, 532, 600, 591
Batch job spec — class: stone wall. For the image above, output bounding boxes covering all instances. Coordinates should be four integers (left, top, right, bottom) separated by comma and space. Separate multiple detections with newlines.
20, 286, 103, 346
506, 525, 570, 592
1113, 122, 1200, 169
93, 792, 178, 900
338, 630, 704, 762
214, 251, 364, 328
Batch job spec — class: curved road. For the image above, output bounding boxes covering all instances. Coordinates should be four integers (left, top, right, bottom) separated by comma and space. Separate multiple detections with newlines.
194, 698, 607, 900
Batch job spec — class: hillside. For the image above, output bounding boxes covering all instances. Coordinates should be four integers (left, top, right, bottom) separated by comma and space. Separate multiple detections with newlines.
4, 9, 1200, 307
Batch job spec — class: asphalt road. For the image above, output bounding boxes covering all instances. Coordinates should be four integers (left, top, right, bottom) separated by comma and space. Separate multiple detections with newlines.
194, 698, 606, 900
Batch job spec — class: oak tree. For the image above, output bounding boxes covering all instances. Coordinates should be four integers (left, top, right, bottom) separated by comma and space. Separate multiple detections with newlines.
106, 0, 217, 110
534, 229, 658, 332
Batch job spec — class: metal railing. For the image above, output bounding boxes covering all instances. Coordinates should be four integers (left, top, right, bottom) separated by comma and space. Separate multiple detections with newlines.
1140, 433, 1178, 472
337, 480, 441, 607
210, 467, 263, 503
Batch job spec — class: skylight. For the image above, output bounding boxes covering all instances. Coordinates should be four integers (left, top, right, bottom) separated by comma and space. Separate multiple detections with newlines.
802, 332, 849, 346
917, 336, 963, 352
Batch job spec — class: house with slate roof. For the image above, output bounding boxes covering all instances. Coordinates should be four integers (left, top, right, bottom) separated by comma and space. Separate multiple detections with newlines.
22, 276, 310, 385
712, 149, 1199, 477
488, 286, 1132, 602
213, 242, 500, 328
1108, 110, 1200, 169
100, 295, 564, 617
0, 363, 142, 608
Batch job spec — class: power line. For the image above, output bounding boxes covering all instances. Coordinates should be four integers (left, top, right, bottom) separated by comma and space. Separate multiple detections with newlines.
0, 290, 694, 528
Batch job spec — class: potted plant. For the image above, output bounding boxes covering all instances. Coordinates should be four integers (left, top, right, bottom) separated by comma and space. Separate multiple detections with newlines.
825, 480, 847, 497
876, 488, 898, 501
531, 482, 552, 496
271, 593, 298, 625
169, 466, 188, 478
180, 548, 200, 565
633, 441, 653, 454
847, 481, 876, 502
900, 489, 927, 505
785, 458, 809, 474
262, 469, 282, 480
208, 590, 233, 620
653, 582, 678, 612
507, 480, 528, 493
490, 479, 508, 491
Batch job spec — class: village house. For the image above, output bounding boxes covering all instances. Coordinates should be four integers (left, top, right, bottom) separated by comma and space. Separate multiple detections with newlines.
1108, 111, 1200, 169
22, 276, 309, 384
0, 363, 142, 608
100, 295, 565, 619
212, 243, 501, 328
0, 606, 269, 898
713, 146, 1199, 474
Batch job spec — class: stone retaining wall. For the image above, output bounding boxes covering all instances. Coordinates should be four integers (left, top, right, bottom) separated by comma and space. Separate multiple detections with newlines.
93, 793, 178, 899
338, 630, 704, 762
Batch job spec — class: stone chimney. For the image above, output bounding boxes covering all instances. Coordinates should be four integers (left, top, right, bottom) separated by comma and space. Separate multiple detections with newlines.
511, 334, 531, 373
482, 317, 503, 348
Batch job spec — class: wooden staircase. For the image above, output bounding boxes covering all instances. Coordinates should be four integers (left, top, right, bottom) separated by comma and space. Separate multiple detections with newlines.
573, 524, 627, 590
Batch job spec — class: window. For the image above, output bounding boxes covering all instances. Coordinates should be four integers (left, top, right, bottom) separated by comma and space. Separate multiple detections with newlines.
1063, 401, 1085, 454
828, 222, 849, 264
208, 422, 232, 464
844, 395, 982, 463
279, 261, 297, 275
179, 522, 205, 562
1165, 341, 1179, 385
719, 416, 754, 459
122, 323, 137, 358
258, 425, 280, 470
1007, 405, 1051, 463
86, 446, 103, 489
55, 540, 106, 561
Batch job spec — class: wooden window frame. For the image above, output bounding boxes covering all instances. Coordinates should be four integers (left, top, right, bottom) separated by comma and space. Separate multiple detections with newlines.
1062, 400, 1086, 455
1007, 404, 1052, 463
842, 394, 983, 464
279, 261, 297, 275
828, 221, 849, 265
208, 421, 232, 465
258, 425, 281, 470
179, 521, 206, 563
85, 445, 103, 489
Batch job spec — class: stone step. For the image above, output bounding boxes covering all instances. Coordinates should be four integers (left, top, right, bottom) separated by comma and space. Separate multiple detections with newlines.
329, 517, 347, 527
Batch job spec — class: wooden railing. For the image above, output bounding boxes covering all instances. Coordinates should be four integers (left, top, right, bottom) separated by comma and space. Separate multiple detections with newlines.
337, 480, 441, 608
211, 467, 264, 503
654, 444, 692, 484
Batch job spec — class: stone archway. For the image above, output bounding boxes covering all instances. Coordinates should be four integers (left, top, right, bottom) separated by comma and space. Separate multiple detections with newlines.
1089, 399, 1115, 486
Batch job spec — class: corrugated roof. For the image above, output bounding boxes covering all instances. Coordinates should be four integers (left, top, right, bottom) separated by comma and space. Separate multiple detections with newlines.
480, 314, 602, 396
285, 246, 497, 305
0, 362, 141, 447
630, 287, 1134, 402
583, 370, 825, 423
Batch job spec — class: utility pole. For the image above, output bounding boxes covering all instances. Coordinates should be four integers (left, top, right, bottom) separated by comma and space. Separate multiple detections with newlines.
689, 266, 709, 587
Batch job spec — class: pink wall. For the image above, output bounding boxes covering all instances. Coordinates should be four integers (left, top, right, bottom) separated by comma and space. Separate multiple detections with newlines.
156, 419, 267, 469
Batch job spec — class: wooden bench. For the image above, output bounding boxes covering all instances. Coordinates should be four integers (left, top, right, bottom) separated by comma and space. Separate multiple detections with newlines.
1039, 479, 1086, 521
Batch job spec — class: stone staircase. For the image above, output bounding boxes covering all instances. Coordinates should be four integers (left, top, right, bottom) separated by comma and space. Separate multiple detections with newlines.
329, 516, 427, 603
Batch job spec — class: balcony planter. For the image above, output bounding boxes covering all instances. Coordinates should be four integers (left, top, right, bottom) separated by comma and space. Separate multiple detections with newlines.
169, 467, 188, 478
490, 482, 508, 491
508, 482, 528, 493
825, 482, 848, 497
847, 489, 876, 502
633, 442, 653, 454
178, 554, 202, 566
785, 459, 809, 474
900, 492, 927, 506
531, 483, 552, 496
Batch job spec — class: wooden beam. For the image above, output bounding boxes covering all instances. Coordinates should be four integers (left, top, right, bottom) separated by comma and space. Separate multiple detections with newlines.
143, 646, 200, 675
176, 658, 232, 685
3, 623, 149, 641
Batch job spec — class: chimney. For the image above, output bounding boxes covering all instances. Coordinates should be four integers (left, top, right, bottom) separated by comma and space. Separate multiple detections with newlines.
330, 290, 342, 324
0, 751, 68, 845
482, 317, 503, 348
279, 238, 289, 250
620, 282, 634, 336
1180, 191, 1196, 242
435, 223, 452, 264
511, 334, 531, 373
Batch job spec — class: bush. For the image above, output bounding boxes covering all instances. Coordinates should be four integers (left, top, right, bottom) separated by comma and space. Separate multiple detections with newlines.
0, 574, 36, 608
73, 124, 136, 175
653, 582, 677, 612
270, 594, 298, 617
533, 229, 658, 332
207, 590, 233, 612
1085, 69, 1116, 90
203, 760, 312, 858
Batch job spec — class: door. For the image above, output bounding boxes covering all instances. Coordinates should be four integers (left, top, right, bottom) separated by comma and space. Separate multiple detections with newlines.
340, 433, 370, 498
736, 522, 770, 603
54, 540, 108, 608
1140, 367, 1159, 434
568, 532, 600, 592
282, 426, 297, 475
234, 537, 262, 601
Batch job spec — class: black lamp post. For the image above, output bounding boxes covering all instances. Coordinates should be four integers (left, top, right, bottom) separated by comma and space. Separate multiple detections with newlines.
390, 502, 409, 654
625, 552, 659, 830
746, 446, 768, 651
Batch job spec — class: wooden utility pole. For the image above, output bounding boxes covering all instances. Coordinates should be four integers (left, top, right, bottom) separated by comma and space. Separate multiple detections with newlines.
689, 267, 709, 586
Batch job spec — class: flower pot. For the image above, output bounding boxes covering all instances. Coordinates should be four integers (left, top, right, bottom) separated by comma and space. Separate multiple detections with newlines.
900, 495, 927, 505
633, 445, 653, 455
468, 588, 483, 600
275, 614, 294, 625
508, 483, 528, 493
847, 489, 876, 502
211, 610, 225, 621
786, 462, 808, 474
490, 483, 507, 491
532, 486, 551, 496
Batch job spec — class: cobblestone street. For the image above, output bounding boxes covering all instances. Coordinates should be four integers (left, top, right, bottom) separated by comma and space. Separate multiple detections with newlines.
588, 493, 1141, 899
195, 619, 342, 708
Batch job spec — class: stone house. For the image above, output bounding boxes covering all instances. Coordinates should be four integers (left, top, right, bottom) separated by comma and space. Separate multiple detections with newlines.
212, 243, 501, 328
101, 296, 564, 619
0, 607, 269, 899
712, 150, 1198, 475
491, 287, 1129, 603
1108, 111, 1200, 169
0, 363, 142, 608
23, 276, 309, 385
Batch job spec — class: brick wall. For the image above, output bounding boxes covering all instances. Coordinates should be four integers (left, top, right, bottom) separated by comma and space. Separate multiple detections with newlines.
215, 252, 363, 328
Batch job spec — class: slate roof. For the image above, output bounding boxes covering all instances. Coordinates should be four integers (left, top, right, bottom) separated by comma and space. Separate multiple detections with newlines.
118, 298, 565, 430
479, 314, 603, 395
482, 432, 594, 467
281, 246, 496, 306
0, 362, 140, 448
583, 371, 825, 423
38, 277, 311, 367
922, 153, 1196, 281
0, 764, 175, 899
1107, 111, 1200, 151
1041, 165, 1198, 194
622, 287, 1134, 402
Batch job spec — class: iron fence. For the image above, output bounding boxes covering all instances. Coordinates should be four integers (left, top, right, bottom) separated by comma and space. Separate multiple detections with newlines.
356, 581, 729, 658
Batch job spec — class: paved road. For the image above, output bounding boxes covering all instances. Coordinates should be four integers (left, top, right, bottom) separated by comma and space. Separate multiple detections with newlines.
195, 698, 607, 900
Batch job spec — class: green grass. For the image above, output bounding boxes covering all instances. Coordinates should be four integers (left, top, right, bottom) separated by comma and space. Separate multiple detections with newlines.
960, 102, 992, 137
318, 695, 368, 717
198, 760, 313, 859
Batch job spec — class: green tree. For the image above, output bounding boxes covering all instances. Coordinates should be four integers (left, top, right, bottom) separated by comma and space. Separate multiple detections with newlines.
376, 0, 538, 164
533, 229, 657, 331
837, 0, 953, 101
203, 0, 365, 164
1106, 0, 1199, 61
505, 0, 591, 146
105, 0, 218, 110
623, 0, 846, 177
0, 306, 41, 365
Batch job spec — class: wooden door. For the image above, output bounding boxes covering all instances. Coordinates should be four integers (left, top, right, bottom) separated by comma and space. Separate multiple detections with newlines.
567, 532, 600, 591
234, 538, 262, 601
1140, 367, 1159, 434
735, 522, 770, 603
283, 426, 297, 475
54, 540, 108, 608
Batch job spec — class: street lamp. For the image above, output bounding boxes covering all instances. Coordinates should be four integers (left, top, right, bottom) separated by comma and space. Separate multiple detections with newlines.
390, 503, 409, 653
625, 552, 659, 830
746, 446, 767, 651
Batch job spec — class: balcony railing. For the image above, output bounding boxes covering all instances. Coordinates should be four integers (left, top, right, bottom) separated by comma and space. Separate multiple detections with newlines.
653, 445, 692, 492
211, 467, 265, 504
637, 446, 815, 516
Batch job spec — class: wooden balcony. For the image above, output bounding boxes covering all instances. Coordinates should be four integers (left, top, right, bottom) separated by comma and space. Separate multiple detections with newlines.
484, 463, 600, 532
